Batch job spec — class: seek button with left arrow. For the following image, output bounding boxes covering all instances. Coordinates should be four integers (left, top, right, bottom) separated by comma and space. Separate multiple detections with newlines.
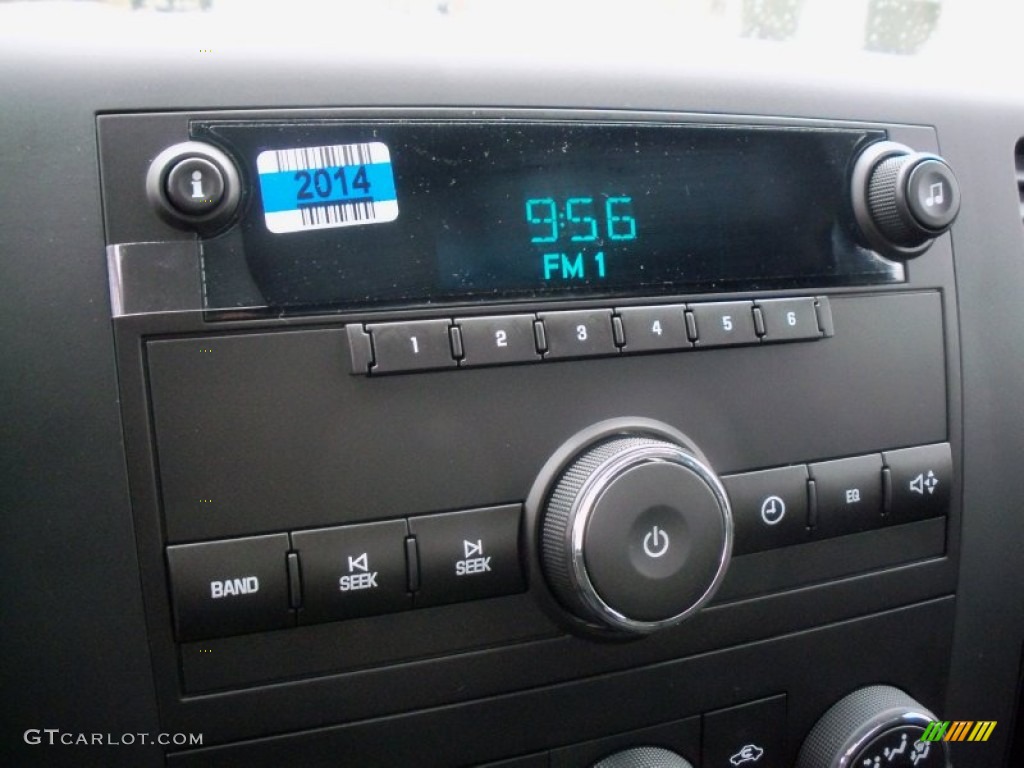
291, 520, 411, 623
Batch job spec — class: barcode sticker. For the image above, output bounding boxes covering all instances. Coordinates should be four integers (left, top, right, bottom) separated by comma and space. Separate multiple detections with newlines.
256, 142, 398, 234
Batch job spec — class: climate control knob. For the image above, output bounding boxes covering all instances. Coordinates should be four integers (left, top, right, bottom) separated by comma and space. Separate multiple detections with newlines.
593, 746, 693, 768
851, 141, 961, 259
797, 685, 951, 768
539, 430, 732, 635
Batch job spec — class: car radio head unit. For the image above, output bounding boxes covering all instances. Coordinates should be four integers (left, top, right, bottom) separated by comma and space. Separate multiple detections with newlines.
97, 108, 963, 766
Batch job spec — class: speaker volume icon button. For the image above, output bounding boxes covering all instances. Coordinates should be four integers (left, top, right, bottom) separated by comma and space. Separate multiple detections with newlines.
909, 471, 938, 495
882, 443, 953, 523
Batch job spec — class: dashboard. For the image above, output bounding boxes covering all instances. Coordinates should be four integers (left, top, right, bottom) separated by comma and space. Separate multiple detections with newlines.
2, 7, 1024, 767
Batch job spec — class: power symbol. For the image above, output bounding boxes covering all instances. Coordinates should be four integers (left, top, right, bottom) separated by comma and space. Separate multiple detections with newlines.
642, 525, 670, 558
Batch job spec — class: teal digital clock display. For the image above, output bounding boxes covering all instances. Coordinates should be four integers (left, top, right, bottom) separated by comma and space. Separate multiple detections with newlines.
194, 119, 904, 311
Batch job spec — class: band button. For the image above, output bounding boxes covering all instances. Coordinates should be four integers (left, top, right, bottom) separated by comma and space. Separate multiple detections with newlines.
166, 534, 292, 642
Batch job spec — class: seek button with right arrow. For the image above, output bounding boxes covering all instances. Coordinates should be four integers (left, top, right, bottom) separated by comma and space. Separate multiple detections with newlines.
882, 443, 952, 524
408, 504, 525, 608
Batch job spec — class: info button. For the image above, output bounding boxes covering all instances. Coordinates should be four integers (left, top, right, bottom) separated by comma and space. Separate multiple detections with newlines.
409, 505, 525, 607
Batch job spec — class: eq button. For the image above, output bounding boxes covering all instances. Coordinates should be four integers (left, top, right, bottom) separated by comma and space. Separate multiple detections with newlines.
808, 454, 884, 537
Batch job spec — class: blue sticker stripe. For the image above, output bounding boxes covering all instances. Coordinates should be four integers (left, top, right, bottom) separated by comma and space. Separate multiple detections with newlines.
259, 162, 397, 214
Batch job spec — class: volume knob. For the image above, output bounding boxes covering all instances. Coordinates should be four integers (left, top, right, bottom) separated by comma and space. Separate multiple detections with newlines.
540, 433, 732, 635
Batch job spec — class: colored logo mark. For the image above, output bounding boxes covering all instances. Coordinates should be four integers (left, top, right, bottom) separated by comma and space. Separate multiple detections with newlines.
920, 720, 996, 742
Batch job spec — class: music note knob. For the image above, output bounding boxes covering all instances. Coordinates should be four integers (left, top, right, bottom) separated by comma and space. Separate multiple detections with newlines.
851, 141, 961, 259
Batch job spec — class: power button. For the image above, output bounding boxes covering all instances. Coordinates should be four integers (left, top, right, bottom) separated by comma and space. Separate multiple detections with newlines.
642, 525, 671, 558
582, 461, 726, 623
538, 433, 733, 635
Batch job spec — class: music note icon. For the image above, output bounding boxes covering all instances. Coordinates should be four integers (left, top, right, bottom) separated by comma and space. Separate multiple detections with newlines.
925, 181, 944, 207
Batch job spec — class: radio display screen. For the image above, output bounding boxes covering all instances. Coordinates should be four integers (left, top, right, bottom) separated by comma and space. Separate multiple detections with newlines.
195, 120, 903, 311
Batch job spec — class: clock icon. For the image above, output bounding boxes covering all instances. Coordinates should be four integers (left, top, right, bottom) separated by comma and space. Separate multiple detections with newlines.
759, 495, 786, 526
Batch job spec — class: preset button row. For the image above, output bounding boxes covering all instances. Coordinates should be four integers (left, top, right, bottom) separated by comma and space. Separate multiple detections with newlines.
723, 442, 952, 556
348, 296, 833, 374
166, 504, 523, 642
